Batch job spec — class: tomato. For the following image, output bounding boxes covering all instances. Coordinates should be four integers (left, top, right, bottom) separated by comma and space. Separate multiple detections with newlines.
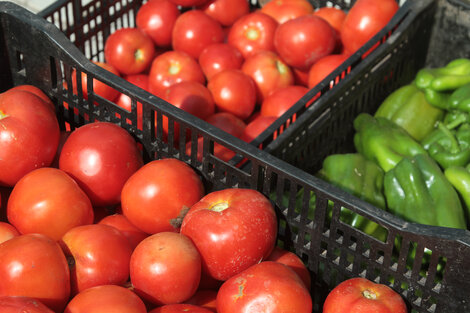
115, 74, 149, 131
292, 67, 310, 87
0, 222, 19, 245
7, 85, 54, 110
274, 15, 336, 71
340, 0, 399, 54
169, 0, 208, 7
261, 85, 308, 118
323, 277, 407, 313
199, 0, 250, 27
172, 10, 224, 60
64, 285, 147, 313
185, 290, 217, 312
198, 43, 244, 80
216, 261, 312, 313
104, 28, 155, 75
0, 234, 70, 312
59, 121, 143, 207
207, 69, 256, 120
148, 50, 205, 97
98, 214, 149, 250
7, 168, 93, 241
136, 0, 180, 47
313, 7, 347, 34
180, 188, 277, 281
228, 12, 279, 59
241, 50, 294, 103
0, 90, 60, 187
149, 304, 213, 313
266, 246, 311, 291
131, 232, 201, 305
60, 224, 133, 295
241, 115, 277, 143
260, 0, 314, 24
121, 158, 204, 234
307, 53, 350, 88
0, 296, 54, 313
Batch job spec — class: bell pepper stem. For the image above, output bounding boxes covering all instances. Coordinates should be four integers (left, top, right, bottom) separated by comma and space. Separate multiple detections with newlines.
437, 122, 461, 153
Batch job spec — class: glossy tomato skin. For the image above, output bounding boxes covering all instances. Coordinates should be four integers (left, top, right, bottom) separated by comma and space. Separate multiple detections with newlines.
121, 158, 204, 234
59, 121, 143, 207
340, 0, 399, 54
149, 304, 213, 313
0, 296, 54, 313
180, 188, 277, 281
172, 10, 224, 60
228, 12, 279, 59
0, 90, 60, 187
60, 224, 133, 295
0, 234, 70, 312
64, 285, 147, 313
323, 277, 407, 313
7, 168, 94, 241
199, 0, 250, 27
261, 85, 308, 118
241, 115, 277, 143
260, 0, 314, 24
266, 246, 311, 291
0, 222, 19, 245
116, 74, 149, 131
216, 261, 312, 313
136, 0, 181, 47
71, 62, 121, 102
130, 232, 202, 305
313, 6, 347, 34
198, 43, 244, 80
98, 214, 149, 250
307, 53, 350, 88
7, 85, 54, 110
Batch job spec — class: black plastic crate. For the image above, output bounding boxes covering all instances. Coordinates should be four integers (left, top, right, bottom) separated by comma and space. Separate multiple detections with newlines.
1, 1, 470, 312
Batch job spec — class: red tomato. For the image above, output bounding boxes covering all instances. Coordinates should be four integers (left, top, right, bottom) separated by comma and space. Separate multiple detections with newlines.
169, 0, 208, 7
180, 188, 277, 281
7, 168, 94, 241
228, 12, 278, 59
131, 232, 201, 305
172, 10, 224, 60
241, 115, 277, 143
50, 130, 71, 169
274, 15, 336, 71
216, 261, 312, 313
60, 224, 133, 295
207, 69, 256, 120
148, 50, 205, 97
0, 234, 70, 312
149, 304, 213, 313
261, 85, 308, 118
0, 296, 54, 313
7, 85, 54, 110
185, 290, 217, 312
292, 67, 310, 87
199, 0, 250, 27
136, 0, 181, 47
261, 0, 314, 24
307, 53, 350, 88
116, 74, 149, 131
313, 6, 347, 34
121, 158, 204, 234
0, 222, 19, 245
104, 28, 155, 75
340, 0, 399, 54
59, 122, 143, 207
198, 43, 244, 80
64, 285, 147, 313
241, 50, 294, 103
323, 277, 407, 313
0, 90, 60, 187
98, 214, 149, 250
266, 246, 311, 291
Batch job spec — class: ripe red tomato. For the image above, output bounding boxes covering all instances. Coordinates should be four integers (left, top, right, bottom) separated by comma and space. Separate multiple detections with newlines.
7, 84, 54, 110
207, 69, 256, 120
149, 50, 205, 97
169, 0, 208, 7
98, 214, 149, 250
340, 0, 399, 54
180, 188, 277, 281
313, 6, 347, 34
172, 10, 224, 60
199, 0, 250, 27
121, 158, 204, 234
198, 43, 244, 80
266, 246, 311, 291
241, 115, 277, 143
104, 28, 155, 75
228, 12, 279, 59
0, 222, 19, 245
241, 50, 294, 103
136, 0, 181, 47
0, 296, 54, 313
131, 232, 202, 305
116, 74, 149, 131
7, 168, 94, 241
216, 261, 312, 313
60, 224, 133, 295
261, 85, 308, 118
0, 234, 70, 312
149, 304, 213, 313
64, 285, 147, 313
323, 277, 407, 313
274, 15, 336, 71
59, 121, 143, 207
0, 90, 60, 187
307, 53, 350, 88
185, 290, 217, 312
261, 0, 314, 24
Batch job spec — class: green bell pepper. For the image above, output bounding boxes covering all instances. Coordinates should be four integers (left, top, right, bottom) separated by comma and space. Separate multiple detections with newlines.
444, 164, 470, 227
384, 153, 467, 229
353, 113, 427, 172
374, 84, 444, 141
443, 110, 470, 129
448, 82, 470, 112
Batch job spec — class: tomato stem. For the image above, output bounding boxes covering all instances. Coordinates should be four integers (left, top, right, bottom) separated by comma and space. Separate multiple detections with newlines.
134, 49, 144, 62
245, 28, 260, 41
209, 201, 229, 212
362, 289, 377, 300
168, 62, 181, 75
0, 110, 7, 119
276, 60, 289, 75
